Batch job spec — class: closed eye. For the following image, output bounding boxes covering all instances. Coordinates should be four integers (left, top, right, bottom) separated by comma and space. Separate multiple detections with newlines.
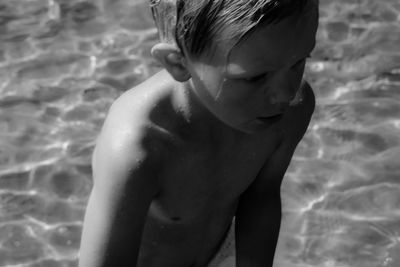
243, 72, 269, 83
239, 54, 311, 83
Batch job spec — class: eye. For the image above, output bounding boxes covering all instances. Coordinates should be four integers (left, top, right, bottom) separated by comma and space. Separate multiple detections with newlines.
243, 73, 268, 83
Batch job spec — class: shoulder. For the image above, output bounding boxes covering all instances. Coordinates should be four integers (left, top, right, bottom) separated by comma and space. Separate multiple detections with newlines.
92, 108, 158, 193
98, 69, 179, 155
92, 72, 177, 189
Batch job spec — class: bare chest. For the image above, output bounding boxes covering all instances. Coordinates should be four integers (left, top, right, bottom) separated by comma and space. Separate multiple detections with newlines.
137, 134, 280, 266
154, 133, 280, 221
137, 134, 281, 266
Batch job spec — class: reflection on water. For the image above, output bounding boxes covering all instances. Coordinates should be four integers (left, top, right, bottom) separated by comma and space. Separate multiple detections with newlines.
0, 0, 399, 266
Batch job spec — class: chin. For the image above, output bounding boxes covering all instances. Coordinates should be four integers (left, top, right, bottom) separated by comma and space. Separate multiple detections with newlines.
236, 118, 282, 134
232, 124, 268, 134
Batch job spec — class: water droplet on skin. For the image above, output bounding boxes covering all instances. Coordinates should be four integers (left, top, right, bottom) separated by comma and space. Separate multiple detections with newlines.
215, 78, 227, 100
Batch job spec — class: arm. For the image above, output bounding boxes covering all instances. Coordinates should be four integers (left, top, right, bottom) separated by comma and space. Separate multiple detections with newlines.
235, 141, 294, 267
79, 110, 162, 267
235, 83, 315, 267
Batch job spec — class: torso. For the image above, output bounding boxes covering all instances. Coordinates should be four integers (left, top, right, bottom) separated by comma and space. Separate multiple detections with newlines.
138, 126, 281, 267
127, 82, 281, 267
111, 70, 312, 266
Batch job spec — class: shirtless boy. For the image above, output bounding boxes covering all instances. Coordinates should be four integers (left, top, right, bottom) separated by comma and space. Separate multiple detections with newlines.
79, 0, 319, 266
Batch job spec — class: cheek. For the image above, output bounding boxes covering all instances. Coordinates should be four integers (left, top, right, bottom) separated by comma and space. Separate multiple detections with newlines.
219, 80, 251, 99
295, 63, 307, 83
288, 62, 306, 86
193, 64, 225, 98
216, 79, 261, 111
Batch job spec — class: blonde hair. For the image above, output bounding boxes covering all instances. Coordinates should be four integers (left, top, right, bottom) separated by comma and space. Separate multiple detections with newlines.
150, 0, 178, 44
150, 0, 316, 60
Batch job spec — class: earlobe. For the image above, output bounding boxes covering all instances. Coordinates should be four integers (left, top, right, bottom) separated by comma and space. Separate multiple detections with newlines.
151, 43, 191, 82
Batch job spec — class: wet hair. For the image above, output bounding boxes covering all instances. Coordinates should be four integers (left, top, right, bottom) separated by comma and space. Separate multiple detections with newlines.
151, 0, 313, 60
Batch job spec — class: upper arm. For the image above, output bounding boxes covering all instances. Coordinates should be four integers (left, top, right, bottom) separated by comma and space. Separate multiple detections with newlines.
79, 107, 162, 267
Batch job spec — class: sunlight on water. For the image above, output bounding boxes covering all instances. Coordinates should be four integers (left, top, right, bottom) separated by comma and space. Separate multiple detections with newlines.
0, 0, 400, 266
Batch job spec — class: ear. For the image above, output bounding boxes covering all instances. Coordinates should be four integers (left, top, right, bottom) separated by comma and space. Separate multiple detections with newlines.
151, 43, 191, 82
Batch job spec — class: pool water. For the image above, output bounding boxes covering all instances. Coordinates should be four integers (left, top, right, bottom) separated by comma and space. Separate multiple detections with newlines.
0, 0, 399, 266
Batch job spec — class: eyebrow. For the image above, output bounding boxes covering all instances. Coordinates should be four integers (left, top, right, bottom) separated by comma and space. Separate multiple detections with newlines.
225, 41, 317, 80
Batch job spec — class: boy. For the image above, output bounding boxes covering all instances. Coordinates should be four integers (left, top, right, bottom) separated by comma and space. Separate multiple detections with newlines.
79, 0, 319, 266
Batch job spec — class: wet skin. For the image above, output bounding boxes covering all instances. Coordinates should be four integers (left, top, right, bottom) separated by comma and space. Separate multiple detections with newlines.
79, 2, 319, 267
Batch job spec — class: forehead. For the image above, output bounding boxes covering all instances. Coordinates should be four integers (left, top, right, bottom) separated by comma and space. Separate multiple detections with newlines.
225, 3, 319, 75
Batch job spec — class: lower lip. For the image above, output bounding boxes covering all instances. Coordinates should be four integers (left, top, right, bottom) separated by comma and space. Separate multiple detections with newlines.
256, 114, 283, 124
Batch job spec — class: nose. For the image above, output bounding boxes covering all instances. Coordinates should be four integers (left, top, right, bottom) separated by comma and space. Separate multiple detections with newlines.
264, 70, 299, 106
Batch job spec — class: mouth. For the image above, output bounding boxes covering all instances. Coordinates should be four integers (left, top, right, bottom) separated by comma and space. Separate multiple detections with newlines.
256, 114, 284, 124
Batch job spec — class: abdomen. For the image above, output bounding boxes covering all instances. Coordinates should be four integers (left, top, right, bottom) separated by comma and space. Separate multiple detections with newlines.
137, 200, 238, 267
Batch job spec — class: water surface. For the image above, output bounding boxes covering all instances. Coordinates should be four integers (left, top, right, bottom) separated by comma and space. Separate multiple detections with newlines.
0, 0, 399, 266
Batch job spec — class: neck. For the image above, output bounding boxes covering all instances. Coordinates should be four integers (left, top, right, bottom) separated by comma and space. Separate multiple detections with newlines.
170, 77, 229, 138
173, 79, 212, 120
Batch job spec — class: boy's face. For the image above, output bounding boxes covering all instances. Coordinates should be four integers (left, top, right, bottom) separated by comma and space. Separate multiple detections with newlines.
185, 3, 319, 134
